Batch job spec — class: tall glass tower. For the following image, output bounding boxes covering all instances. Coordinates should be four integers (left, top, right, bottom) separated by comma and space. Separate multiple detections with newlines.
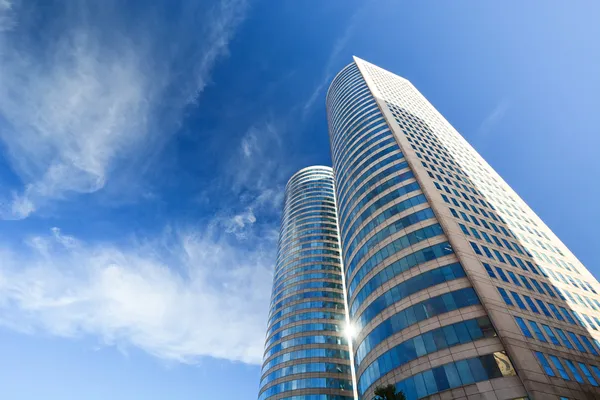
325, 57, 600, 400
258, 166, 354, 400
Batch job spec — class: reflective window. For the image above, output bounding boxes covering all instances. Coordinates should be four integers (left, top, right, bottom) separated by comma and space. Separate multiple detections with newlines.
577, 363, 599, 386
514, 317, 532, 338
549, 355, 570, 380
262, 348, 350, 375
354, 288, 480, 366
259, 362, 352, 389
355, 263, 465, 328
535, 352, 555, 376
276, 395, 353, 400
268, 300, 345, 328
541, 324, 560, 346
564, 359, 584, 383
258, 377, 353, 400
579, 335, 599, 355
497, 287, 513, 306
265, 323, 343, 349
554, 328, 574, 350
340, 170, 415, 236
527, 320, 547, 343
567, 331, 587, 353
343, 191, 425, 257
510, 291, 527, 310
392, 352, 515, 400
347, 224, 446, 297
339, 164, 412, 229
350, 242, 454, 312
346, 209, 436, 274
357, 317, 496, 394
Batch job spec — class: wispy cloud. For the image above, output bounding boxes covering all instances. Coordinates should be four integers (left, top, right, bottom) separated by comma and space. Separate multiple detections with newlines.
233, 120, 285, 192
303, 28, 354, 114
0, 225, 272, 364
302, 2, 372, 116
477, 100, 510, 139
0, 0, 248, 219
0, 0, 15, 32
209, 119, 287, 241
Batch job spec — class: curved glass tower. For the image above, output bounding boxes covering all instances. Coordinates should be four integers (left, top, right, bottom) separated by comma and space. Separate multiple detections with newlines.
326, 60, 523, 400
258, 166, 354, 400
258, 57, 600, 400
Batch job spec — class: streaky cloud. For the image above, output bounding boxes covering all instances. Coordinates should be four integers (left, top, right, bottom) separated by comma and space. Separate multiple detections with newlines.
0, 225, 272, 365
0, 0, 248, 219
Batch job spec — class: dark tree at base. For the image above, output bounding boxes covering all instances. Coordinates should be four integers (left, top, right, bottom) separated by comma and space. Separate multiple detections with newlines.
373, 384, 407, 400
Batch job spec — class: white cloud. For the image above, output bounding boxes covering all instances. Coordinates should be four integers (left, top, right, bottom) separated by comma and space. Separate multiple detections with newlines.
0, 0, 14, 32
0, 0, 247, 219
0, 1, 284, 367
477, 100, 510, 139
204, 118, 287, 243
0, 226, 273, 364
232, 121, 286, 194
241, 131, 258, 158
222, 208, 258, 239
302, 2, 372, 116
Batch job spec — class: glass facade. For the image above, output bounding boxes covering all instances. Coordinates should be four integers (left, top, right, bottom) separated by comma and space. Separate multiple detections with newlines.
259, 57, 600, 400
331, 57, 600, 399
259, 166, 353, 400
324, 59, 527, 400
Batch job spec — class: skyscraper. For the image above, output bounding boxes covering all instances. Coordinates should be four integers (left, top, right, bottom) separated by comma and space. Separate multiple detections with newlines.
260, 57, 600, 400
326, 57, 600, 399
258, 166, 354, 400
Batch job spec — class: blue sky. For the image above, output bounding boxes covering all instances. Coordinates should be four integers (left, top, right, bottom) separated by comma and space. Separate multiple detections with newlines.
0, 1, 599, 399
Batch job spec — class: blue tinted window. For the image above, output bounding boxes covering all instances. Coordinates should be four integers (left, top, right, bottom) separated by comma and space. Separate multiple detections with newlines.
343, 190, 425, 256
591, 365, 600, 381
548, 303, 564, 321
346, 225, 447, 297
554, 328, 574, 349
535, 300, 553, 318
580, 336, 598, 355
482, 245, 494, 258
346, 211, 438, 277
510, 291, 527, 310
493, 250, 505, 263
483, 263, 496, 279
481, 231, 492, 243
567, 331, 587, 353
515, 317, 532, 338
578, 363, 599, 386
528, 321, 547, 342
541, 325, 560, 346
504, 254, 517, 267
523, 295, 539, 314
495, 268, 509, 283
571, 310, 587, 328
519, 275, 533, 290
470, 241, 482, 255
507, 271, 521, 286
354, 288, 479, 366
354, 263, 465, 327
388, 353, 515, 399
535, 352, 555, 377
549, 355, 570, 380
350, 242, 454, 312
356, 317, 496, 394
497, 287, 513, 306
564, 359, 584, 383
560, 307, 577, 325
530, 279, 545, 295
